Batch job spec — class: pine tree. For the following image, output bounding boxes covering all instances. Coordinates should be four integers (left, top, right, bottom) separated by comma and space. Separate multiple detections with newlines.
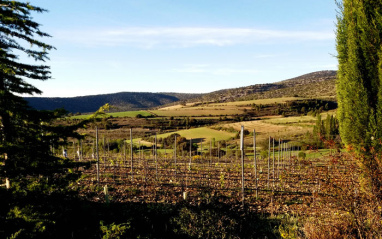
0, 2, 88, 237
0, 1, 83, 187
0, 1, 51, 185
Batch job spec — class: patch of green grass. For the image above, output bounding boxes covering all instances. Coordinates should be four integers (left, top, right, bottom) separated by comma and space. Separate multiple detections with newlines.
157, 127, 236, 142
262, 115, 316, 125
305, 149, 331, 159
208, 97, 304, 107
132, 139, 153, 146
108, 111, 153, 118
71, 111, 153, 119
151, 109, 242, 117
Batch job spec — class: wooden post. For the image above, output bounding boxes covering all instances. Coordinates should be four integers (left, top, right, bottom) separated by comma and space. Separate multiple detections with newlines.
155, 133, 158, 180
92, 139, 95, 160
240, 126, 245, 207
130, 128, 133, 181
273, 137, 275, 188
217, 141, 220, 162
96, 126, 100, 183
278, 139, 280, 179
124, 140, 127, 179
138, 140, 142, 161
174, 135, 177, 178
189, 138, 192, 168
200, 141, 203, 157
288, 144, 291, 171
253, 129, 258, 199
209, 140, 212, 166
268, 136, 270, 189
283, 143, 287, 168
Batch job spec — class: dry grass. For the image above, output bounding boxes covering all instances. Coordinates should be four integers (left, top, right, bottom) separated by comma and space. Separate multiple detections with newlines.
207, 97, 303, 107
158, 105, 186, 110
151, 108, 242, 117
154, 97, 303, 116
157, 127, 236, 142
221, 117, 309, 142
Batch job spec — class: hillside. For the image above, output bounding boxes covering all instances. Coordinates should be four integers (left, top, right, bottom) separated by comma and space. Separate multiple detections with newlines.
197, 70, 337, 102
25, 70, 337, 113
25, 92, 202, 113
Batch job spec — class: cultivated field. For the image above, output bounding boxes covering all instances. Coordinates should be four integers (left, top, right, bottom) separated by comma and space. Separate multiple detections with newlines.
54, 94, 374, 238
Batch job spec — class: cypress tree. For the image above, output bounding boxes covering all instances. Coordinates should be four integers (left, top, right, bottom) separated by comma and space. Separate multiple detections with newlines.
336, 0, 382, 150
336, 0, 382, 199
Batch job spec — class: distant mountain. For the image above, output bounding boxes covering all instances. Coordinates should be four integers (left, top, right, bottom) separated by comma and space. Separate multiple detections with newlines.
25, 70, 337, 113
25, 92, 203, 113
196, 70, 337, 102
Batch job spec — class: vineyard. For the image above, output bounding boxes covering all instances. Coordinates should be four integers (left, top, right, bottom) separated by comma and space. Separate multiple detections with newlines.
64, 131, 356, 219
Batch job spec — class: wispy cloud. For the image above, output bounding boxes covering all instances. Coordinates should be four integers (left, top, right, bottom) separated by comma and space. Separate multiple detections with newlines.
55, 27, 334, 48
172, 64, 210, 73
253, 53, 285, 59
171, 64, 258, 75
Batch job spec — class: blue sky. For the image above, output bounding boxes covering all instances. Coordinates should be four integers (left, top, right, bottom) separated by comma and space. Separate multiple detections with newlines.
27, 0, 338, 97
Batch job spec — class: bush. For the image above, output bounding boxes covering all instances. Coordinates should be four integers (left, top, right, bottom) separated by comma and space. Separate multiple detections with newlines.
298, 152, 306, 159
100, 221, 130, 239
172, 207, 238, 239
260, 150, 268, 159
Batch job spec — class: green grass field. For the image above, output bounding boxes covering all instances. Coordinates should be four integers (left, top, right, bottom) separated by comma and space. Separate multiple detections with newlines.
71, 110, 153, 119
151, 109, 242, 117
151, 97, 306, 117
70, 97, 312, 119
207, 97, 304, 107
157, 127, 236, 143
262, 115, 315, 123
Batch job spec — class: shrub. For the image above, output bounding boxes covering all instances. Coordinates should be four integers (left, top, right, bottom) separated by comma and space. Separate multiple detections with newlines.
172, 207, 238, 239
100, 221, 130, 239
298, 152, 306, 159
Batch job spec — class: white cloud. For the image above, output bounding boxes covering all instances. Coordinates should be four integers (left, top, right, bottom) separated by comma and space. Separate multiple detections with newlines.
172, 64, 210, 73
55, 27, 335, 48
309, 63, 338, 70
171, 64, 258, 75
253, 53, 285, 59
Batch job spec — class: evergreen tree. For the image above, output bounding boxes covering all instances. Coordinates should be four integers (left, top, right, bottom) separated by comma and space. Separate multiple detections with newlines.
312, 114, 324, 148
0, 0, 86, 189
0, 0, 57, 186
336, 0, 382, 200
0, 2, 88, 237
336, 0, 382, 150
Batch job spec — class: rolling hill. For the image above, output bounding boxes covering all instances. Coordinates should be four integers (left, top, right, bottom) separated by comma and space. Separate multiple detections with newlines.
196, 70, 337, 102
25, 70, 337, 113
25, 92, 202, 113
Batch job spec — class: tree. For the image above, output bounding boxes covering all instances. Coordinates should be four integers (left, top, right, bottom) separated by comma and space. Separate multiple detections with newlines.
0, 1, 85, 188
336, 0, 382, 199
336, 0, 382, 150
312, 114, 324, 148
0, 2, 89, 237
0, 0, 57, 185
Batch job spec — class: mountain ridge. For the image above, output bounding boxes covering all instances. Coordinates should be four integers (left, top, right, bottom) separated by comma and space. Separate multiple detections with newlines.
196, 70, 337, 102
25, 70, 337, 113
25, 92, 203, 113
